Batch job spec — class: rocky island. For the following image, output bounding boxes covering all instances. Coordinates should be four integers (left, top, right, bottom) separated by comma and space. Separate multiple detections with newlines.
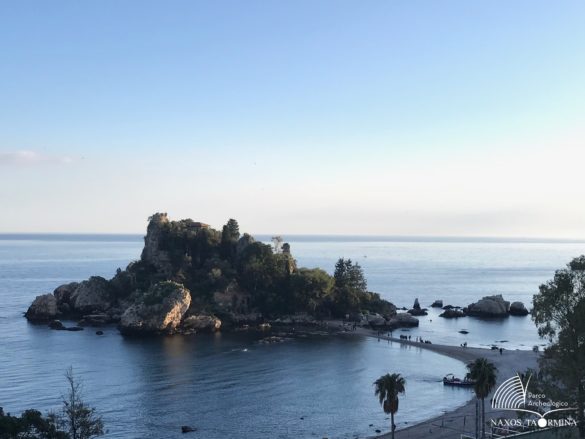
25, 213, 405, 335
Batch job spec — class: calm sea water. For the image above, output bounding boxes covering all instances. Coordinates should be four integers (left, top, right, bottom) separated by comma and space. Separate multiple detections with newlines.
1, 235, 583, 438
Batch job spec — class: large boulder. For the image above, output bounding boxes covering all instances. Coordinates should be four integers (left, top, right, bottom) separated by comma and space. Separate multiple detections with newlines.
183, 314, 222, 332
440, 308, 466, 318
465, 294, 510, 318
70, 276, 113, 313
25, 294, 58, 322
366, 313, 387, 326
388, 313, 419, 328
509, 301, 529, 316
431, 300, 443, 308
119, 281, 191, 334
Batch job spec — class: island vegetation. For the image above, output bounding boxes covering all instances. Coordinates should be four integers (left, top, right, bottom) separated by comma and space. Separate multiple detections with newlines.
25, 213, 400, 335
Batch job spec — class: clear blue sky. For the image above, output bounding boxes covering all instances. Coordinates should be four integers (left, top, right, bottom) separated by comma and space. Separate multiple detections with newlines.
1, 1, 584, 237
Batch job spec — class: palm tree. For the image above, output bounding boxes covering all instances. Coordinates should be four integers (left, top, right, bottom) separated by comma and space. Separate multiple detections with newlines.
374, 373, 406, 439
466, 358, 498, 439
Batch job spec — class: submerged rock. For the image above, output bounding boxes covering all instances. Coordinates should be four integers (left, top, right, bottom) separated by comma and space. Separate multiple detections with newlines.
25, 294, 58, 322
48, 319, 65, 330
509, 301, 529, 316
465, 294, 510, 318
119, 281, 191, 335
65, 326, 84, 332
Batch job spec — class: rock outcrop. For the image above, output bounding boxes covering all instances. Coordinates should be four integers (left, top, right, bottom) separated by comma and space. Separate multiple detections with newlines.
119, 282, 191, 334
465, 294, 510, 318
365, 313, 387, 326
509, 301, 529, 316
183, 314, 222, 332
440, 308, 466, 318
431, 300, 443, 308
25, 294, 58, 322
140, 213, 174, 277
53, 282, 79, 306
408, 298, 428, 316
388, 313, 419, 328
70, 277, 112, 313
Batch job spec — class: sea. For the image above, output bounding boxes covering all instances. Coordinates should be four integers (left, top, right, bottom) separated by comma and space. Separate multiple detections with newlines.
1, 234, 583, 438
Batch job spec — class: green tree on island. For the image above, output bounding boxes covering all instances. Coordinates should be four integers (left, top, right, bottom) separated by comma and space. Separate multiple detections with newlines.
220, 218, 240, 261
466, 358, 497, 439
532, 255, 585, 438
374, 373, 406, 439
329, 258, 368, 315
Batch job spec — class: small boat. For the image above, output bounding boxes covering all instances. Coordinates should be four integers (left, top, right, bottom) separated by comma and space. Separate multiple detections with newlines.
443, 373, 475, 387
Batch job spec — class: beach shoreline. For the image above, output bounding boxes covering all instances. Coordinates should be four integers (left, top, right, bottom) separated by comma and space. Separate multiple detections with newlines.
350, 327, 541, 439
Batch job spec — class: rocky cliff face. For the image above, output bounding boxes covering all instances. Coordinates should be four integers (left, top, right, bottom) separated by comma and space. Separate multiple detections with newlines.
25, 294, 58, 322
140, 212, 173, 277
119, 282, 191, 334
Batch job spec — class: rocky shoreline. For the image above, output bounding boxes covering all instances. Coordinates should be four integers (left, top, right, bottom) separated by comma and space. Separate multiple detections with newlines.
24, 214, 529, 339
23, 213, 419, 337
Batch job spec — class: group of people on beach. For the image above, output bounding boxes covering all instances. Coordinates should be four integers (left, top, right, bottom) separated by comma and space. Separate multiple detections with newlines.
374, 331, 433, 344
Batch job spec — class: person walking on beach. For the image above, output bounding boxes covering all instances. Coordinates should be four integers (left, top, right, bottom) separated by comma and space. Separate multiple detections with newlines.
499, 348, 503, 355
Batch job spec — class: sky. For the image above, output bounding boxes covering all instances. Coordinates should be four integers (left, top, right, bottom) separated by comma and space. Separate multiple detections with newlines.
1, 1, 584, 237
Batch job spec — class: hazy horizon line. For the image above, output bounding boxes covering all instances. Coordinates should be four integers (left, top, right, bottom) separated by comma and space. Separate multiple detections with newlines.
1, 232, 585, 244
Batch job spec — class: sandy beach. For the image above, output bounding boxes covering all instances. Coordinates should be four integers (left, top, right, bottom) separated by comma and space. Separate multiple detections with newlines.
351, 327, 541, 439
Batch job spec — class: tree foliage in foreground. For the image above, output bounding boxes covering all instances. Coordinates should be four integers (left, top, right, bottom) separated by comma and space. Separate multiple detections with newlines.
0, 408, 67, 439
0, 369, 103, 439
60, 368, 103, 439
532, 255, 585, 438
